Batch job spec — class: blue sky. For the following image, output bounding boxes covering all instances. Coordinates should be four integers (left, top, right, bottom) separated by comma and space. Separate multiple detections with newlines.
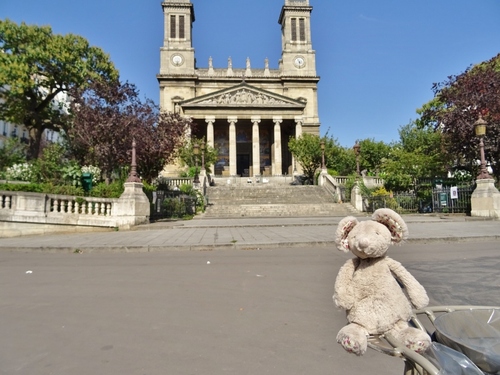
1, 0, 499, 147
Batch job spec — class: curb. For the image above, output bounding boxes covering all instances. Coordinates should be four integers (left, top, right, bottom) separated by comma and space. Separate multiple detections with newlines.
1, 235, 499, 253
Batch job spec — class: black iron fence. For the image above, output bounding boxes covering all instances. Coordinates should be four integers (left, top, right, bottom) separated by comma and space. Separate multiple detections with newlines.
150, 190, 198, 220
430, 184, 474, 214
364, 183, 475, 215
366, 193, 420, 214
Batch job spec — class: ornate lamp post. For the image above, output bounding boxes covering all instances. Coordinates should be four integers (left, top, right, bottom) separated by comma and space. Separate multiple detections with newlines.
474, 114, 491, 180
353, 141, 361, 176
193, 142, 200, 184
320, 141, 326, 170
126, 138, 141, 183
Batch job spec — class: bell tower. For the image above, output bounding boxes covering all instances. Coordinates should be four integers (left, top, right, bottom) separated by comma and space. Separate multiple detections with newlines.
159, 0, 195, 76
278, 0, 316, 77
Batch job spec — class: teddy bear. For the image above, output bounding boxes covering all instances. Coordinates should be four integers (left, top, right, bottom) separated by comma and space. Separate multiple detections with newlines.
333, 208, 431, 356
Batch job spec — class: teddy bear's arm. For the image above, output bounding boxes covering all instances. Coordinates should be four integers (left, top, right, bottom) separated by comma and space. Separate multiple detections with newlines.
333, 258, 359, 310
387, 258, 429, 309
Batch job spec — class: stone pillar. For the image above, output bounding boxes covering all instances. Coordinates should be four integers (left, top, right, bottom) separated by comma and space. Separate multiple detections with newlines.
116, 139, 150, 228
251, 116, 261, 177
205, 116, 215, 174
116, 182, 151, 228
273, 117, 283, 176
294, 116, 303, 175
228, 116, 238, 176
471, 179, 500, 218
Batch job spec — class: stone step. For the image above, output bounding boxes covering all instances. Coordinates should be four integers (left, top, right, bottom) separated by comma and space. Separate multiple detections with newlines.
203, 204, 356, 218
206, 185, 335, 201
203, 181, 357, 218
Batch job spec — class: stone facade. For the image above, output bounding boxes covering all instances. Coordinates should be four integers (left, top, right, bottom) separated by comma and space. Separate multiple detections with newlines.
158, 0, 320, 177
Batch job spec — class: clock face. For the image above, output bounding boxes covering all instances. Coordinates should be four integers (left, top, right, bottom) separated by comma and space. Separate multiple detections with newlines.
294, 56, 305, 68
172, 54, 184, 66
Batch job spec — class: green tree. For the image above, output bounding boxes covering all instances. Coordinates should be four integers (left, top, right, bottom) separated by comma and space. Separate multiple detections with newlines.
381, 121, 448, 192
324, 138, 356, 176
288, 133, 324, 184
0, 20, 118, 159
357, 138, 392, 175
176, 136, 218, 176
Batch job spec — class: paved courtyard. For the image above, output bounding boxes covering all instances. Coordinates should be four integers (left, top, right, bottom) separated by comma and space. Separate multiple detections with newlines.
1, 238, 499, 375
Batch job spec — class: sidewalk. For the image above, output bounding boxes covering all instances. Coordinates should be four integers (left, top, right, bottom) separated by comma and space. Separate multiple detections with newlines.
0, 214, 498, 252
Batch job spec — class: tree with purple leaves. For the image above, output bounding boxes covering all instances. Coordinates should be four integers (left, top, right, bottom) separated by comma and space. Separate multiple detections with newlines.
67, 80, 192, 183
422, 53, 500, 180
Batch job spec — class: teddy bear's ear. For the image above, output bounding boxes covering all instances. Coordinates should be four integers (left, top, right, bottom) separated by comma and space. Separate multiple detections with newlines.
335, 216, 359, 252
372, 208, 409, 244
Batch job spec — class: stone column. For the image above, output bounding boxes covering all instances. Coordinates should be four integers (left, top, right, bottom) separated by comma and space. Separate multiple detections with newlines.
293, 116, 303, 175
205, 116, 215, 148
294, 116, 303, 139
228, 116, 238, 176
205, 116, 215, 175
251, 116, 261, 177
273, 116, 283, 176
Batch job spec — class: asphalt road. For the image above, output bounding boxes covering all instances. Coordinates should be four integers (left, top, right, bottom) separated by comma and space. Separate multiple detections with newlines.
1, 241, 499, 375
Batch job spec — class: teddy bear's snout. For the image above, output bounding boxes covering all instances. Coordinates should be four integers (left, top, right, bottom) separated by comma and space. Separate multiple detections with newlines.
354, 237, 380, 257
357, 238, 371, 250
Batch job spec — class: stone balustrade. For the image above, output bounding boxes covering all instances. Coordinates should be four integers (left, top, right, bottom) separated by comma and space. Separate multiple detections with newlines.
319, 174, 384, 206
0, 181, 150, 237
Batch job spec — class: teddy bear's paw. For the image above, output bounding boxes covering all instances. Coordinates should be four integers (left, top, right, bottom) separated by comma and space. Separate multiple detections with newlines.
336, 328, 367, 356
338, 336, 362, 355
405, 338, 431, 354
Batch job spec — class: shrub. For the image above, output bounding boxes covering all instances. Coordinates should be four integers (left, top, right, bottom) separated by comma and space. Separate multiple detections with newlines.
370, 187, 399, 211
31, 143, 68, 183
0, 183, 44, 193
0, 138, 28, 171
81, 165, 102, 184
41, 183, 85, 196
5, 163, 34, 182
89, 181, 124, 198
62, 162, 82, 187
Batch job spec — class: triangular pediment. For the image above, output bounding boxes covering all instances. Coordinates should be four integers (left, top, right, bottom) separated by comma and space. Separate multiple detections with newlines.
180, 83, 306, 109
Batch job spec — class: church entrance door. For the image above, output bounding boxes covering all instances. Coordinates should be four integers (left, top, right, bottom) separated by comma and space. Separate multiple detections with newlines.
237, 154, 250, 177
236, 142, 251, 177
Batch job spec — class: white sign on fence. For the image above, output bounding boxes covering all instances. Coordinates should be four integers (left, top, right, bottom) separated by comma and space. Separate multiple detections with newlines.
450, 186, 458, 199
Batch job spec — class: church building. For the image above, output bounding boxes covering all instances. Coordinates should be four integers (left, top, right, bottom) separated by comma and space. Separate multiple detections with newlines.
158, 0, 320, 177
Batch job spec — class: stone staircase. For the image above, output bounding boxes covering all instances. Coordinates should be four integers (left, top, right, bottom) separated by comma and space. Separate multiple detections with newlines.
203, 179, 357, 218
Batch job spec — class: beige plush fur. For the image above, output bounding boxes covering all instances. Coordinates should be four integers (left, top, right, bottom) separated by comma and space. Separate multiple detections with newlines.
333, 208, 431, 355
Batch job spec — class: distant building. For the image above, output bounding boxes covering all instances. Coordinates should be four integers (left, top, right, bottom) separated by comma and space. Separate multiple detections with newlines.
158, 0, 320, 177
0, 120, 62, 149
0, 89, 66, 150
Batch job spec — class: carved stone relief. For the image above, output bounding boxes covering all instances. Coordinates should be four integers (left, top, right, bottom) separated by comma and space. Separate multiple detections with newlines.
198, 89, 290, 106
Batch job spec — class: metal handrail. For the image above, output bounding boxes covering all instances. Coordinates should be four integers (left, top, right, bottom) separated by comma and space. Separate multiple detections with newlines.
367, 305, 500, 375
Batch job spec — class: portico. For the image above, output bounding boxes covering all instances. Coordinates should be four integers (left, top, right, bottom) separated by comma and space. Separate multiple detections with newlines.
180, 83, 305, 177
